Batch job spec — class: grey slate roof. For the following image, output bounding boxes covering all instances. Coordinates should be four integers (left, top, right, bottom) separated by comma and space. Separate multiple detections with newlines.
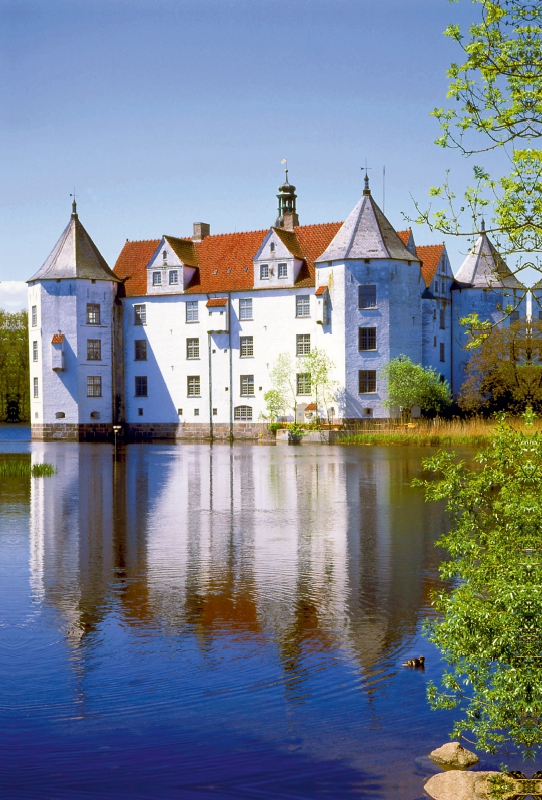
314, 185, 419, 264
28, 212, 118, 283
454, 230, 522, 289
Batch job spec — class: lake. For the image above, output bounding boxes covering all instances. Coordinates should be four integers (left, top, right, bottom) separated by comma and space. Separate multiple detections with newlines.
0, 431, 525, 798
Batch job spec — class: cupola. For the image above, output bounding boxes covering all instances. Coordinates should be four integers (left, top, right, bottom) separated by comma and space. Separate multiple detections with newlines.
275, 169, 299, 231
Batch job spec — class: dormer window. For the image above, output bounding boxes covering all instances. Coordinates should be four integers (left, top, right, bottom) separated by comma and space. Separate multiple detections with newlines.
260, 264, 269, 280
278, 263, 288, 279
169, 270, 178, 285
153, 272, 162, 286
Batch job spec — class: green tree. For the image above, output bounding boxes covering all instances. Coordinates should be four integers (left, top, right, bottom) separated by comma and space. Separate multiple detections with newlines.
298, 348, 337, 421
380, 355, 452, 417
415, 411, 542, 758
267, 353, 297, 421
0, 310, 29, 422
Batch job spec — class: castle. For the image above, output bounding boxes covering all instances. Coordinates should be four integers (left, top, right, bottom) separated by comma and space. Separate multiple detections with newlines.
27, 175, 525, 440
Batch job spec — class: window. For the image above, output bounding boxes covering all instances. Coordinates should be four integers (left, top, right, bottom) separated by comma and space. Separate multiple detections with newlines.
278, 263, 288, 278
163, 250, 167, 261
186, 301, 199, 322
135, 376, 148, 397
439, 309, 445, 330
240, 375, 254, 396
87, 376, 102, 397
440, 343, 445, 363
87, 303, 100, 325
134, 304, 146, 325
239, 298, 253, 320
359, 370, 377, 393
33, 377, 38, 398
433, 308, 437, 321
138, 408, 143, 416
152, 271, 162, 286
433, 336, 437, 348
32, 341, 38, 362
187, 338, 199, 359
87, 339, 101, 360
359, 327, 377, 351
510, 310, 520, 322
194, 408, 200, 416
434, 280, 439, 294
358, 285, 377, 309
296, 334, 311, 356
31, 306, 37, 327
187, 376, 200, 396
135, 340, 147, 361
260, 264, 269, 280
234, 406, 252, 420
296, 373, 311, 395
169, 270, 178, 285
270, 242, 275, 252
240, 336, 253, 357
296, 295, 310, 317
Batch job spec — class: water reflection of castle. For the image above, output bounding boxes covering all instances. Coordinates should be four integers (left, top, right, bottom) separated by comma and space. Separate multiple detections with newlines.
29, 445, 444, 679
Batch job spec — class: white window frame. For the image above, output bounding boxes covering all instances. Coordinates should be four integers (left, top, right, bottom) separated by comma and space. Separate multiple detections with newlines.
296, 295, 310, 318
31, 306, 37, 327
296, 334, 310, 356
169, 270, 178, 285
33, 377, 38, 398
260, 264, 269, 280
186, 338, 200, 359
187, 376, 201, 397
87, 376, 102, 398
87, 303, 100, 325
32, 341, 38, 362
134, 304, 146, 325
296, 373, 311, 395
234, 405, 253, 420
240, 375, 254, 397
278, 263, 288, 279
152, 271, 162, 286
186, 301, 199, 323
240, 336, 254, 357
239, 298, 253, 320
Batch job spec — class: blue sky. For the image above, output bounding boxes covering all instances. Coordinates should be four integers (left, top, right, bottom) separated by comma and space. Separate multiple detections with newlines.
2, 0, 507, 308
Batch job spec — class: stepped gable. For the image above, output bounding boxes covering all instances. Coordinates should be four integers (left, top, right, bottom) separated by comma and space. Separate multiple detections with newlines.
113, 223, 342, 296
315, 179, 420, 264
417, 244, 445, 288
454, 227, 523, 289
28, 209, 119, 283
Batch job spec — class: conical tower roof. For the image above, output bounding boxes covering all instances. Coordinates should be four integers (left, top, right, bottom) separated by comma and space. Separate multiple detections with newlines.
454, 226, 522, 289
28, 205, 118, 283
315, 176, 419, 264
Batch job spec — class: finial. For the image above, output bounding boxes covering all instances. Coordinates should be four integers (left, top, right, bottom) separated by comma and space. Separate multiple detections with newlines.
362, 162, 372, 195
481, 218, 486, 232
281, 157, 288, 184
70, 189, 78, 218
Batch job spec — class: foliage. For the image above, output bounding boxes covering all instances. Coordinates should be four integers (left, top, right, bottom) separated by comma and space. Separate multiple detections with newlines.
267, 354, 297, 420
268, 421, 283, 433
409, 0, 542, 307
286, 423, 307, 438
0, 309, 29, 422
297, 348, 337, 420
414, 411, 542, 758
459, 317, 542, 413
380, 355, 452, 415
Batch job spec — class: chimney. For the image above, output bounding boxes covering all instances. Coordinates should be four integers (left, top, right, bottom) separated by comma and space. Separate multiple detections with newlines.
192, 222, 210, 241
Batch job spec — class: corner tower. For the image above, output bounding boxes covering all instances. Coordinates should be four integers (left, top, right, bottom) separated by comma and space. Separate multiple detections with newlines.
27, 201, 121, 440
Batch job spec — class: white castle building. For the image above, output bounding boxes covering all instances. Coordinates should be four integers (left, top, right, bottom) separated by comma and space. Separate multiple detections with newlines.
27, 176, 525, 441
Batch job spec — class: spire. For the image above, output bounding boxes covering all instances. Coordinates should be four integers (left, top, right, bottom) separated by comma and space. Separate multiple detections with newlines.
481, 218, 485, 232
70, 191, 78, 219
363, 172, 371, 196
454, 228, 522, 288
275, 166, 299, 230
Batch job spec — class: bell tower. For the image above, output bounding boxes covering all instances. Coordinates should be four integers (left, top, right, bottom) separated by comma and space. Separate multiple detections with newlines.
275, 169, 299, 230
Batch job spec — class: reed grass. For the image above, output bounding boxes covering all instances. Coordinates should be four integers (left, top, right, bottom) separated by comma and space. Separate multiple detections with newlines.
0, 460, 57, 478
339, 417, 541, 447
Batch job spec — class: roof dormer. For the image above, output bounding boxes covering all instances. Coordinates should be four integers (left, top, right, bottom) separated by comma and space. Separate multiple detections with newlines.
146, 235, 199, 294
253, 228, 305, 288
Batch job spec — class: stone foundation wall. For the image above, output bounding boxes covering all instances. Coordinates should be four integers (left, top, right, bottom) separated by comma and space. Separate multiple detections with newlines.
32, 422, 275, 442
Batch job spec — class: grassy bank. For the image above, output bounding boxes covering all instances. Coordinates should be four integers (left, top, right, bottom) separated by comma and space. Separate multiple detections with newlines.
338, 418, 538, 447
0, 460, 56, 478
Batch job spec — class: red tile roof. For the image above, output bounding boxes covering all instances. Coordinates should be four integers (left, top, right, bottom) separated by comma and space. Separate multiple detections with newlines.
51, 333, 64, 344
115, 239, 160, 296
206, 297, 228, 307
417, 244, 445, 287
396, 230, 411, 246
113, 223, 343, 297
315, 285, 327, 296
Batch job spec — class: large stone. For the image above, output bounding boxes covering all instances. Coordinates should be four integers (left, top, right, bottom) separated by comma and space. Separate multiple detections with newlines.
424, 771, 503, 800
429, 741, 480, 768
